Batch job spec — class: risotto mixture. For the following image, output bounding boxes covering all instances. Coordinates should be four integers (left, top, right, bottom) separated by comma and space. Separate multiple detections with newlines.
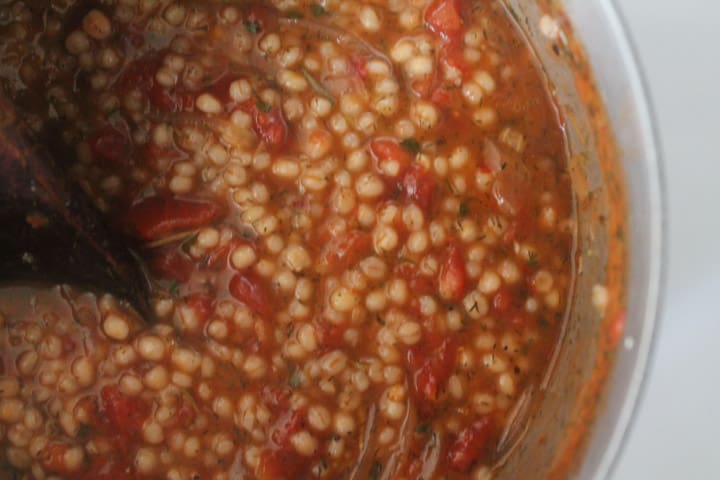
0, 0, 574, 479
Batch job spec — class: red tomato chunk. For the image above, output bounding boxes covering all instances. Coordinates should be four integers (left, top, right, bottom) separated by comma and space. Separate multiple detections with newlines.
125, 196, 222, 241
447, 417, 496, 472
425, 0, 467, 41
100, 385, 149, 438
408, 337, 458, 406
438, 243, 468, 302
229, 271, 272, 316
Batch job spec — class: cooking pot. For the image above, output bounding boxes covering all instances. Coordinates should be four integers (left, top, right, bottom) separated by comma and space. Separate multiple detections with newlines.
0, 0, 664, 478
498, 0, 664, 477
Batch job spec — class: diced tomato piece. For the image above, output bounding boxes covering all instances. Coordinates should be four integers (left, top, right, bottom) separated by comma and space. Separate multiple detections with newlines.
118, 49, 195, 113
241, 100, 289, 150
405, 458, 425, 479
142, 142, 182, 163
100, 385, 149, 439
425, 0, 467, 42
409, 68, 454, 106
204, 244, 230, 269
245, 3, 279, 33
411, 74, 436, 98
442, 42, 471, 75
262, 385, 292, 412
41, 444, 79, 474
61, 334, 76, 354
149, 83, 196, 112
125, 196, 222, 241
317, 322, 345, 350
510, 312, 530, 328
493, 172, 528, 217
186, 293, 214, 323
317, 230, 372, 274
401, 164, 435, 213
349, 54, 369, 80
148, 247, 194, 282
447, 417, 495, 471
370, 138, 412, 178
127, 30, 144, 48
255, 107, 288, 148
407, 337, 458, 405
163, 394, 196, 429
410, 70, 459, 107
415, 361, 441, 402
207, 74, 237, 103
257, 448, 309, 480
204, 238, 247, 269
117, 50, 163, 93
396, 263, 436, 296
271, 410, 303, 447
90, 127, 130, 167
493, 289, 513, 312
258, 409, 312, 480
80, 457, 137, 480
175, 399, 196, 428
430, 84, 453, 106
229, 271, 272, 316
438, 243, 467, 302
257, 450, 287, 480
606, 309, 626, 350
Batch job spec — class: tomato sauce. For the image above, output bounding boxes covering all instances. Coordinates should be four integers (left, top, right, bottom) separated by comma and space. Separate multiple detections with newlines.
0, 1, 577, 478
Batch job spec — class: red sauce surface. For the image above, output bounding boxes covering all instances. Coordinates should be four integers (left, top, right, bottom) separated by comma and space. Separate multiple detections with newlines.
0, 1, 577, 478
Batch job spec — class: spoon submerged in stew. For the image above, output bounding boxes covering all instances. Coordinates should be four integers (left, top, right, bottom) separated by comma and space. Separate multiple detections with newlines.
0, 95, 151, 317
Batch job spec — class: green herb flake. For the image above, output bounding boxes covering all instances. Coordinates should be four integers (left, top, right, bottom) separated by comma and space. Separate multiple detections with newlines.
369, 461, 382, 480
285, 9, 304, 19
310, 4, 327, 17
301, 67, 336, 104
507, 6, 521, 24
256, 100, 272, 113
245, 20, 261, 34
201, 282, 215, 296
459, 202, 470, 217
76, 424, 92, 439
168, 279, 180, 299
375, 314, 386, 326
445, 178, 457, 194
528, 252, 540, 269
181, 389, 199, 411
400, 137, 421, 154
416, 423, 432, 434
106, 109, 124, 127
289, 370, 303, 388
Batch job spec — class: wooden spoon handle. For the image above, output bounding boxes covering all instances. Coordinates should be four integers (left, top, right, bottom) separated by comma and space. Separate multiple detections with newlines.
0, 95, 151, 317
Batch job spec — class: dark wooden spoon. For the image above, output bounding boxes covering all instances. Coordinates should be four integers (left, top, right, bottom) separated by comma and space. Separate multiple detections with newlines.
0, 96, 151, 316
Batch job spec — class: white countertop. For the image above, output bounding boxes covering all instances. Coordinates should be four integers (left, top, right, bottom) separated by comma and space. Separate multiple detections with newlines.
610, 1, 720, 478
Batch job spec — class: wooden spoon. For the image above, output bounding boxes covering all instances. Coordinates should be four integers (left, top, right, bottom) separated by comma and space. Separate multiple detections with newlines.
0, 96, 151, 317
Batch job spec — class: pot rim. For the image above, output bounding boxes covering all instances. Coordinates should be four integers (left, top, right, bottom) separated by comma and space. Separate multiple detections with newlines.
575, 0, 667, 478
